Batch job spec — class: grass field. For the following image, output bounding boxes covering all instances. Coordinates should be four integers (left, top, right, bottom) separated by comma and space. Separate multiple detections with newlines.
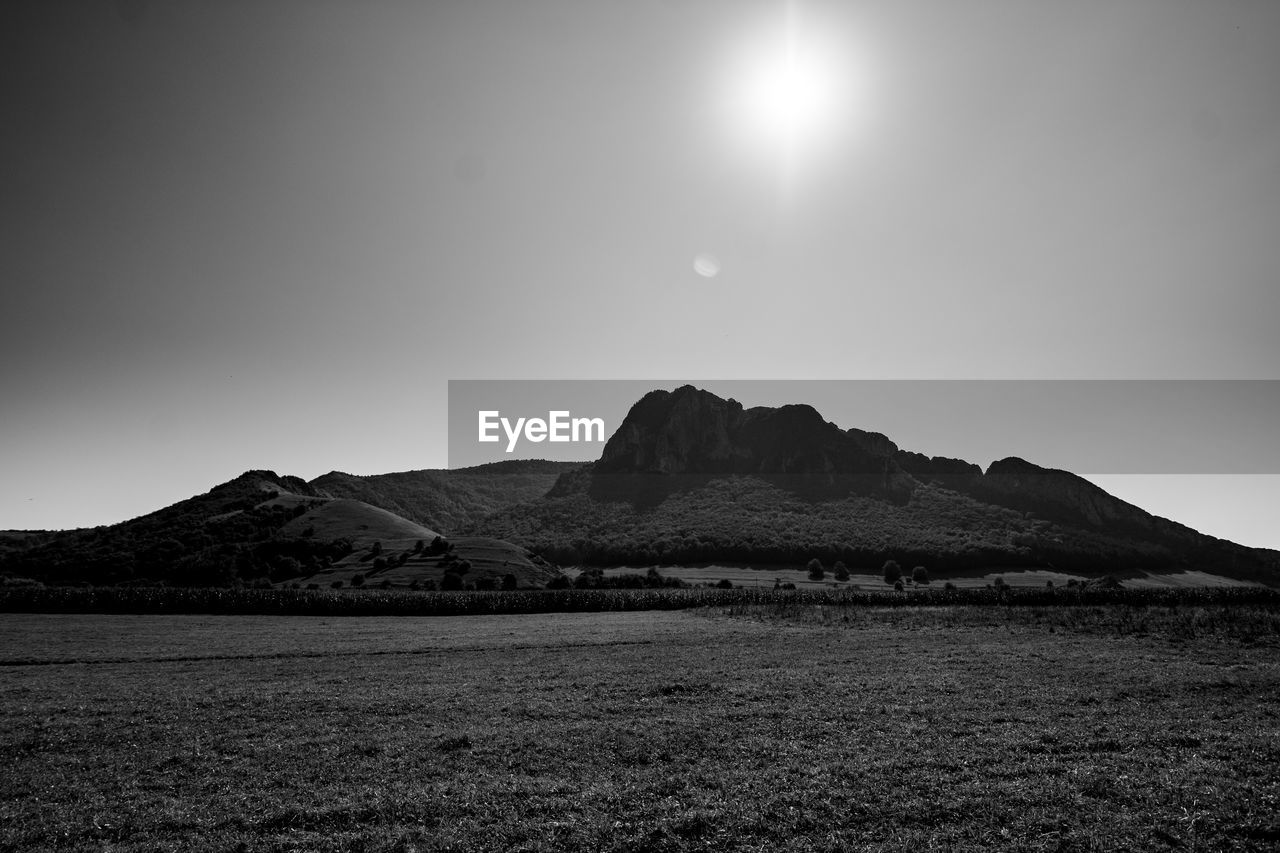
2, 608, 1278, 851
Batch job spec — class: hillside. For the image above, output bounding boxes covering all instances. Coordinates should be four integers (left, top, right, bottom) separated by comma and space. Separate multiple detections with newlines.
298, 536, 560, 590
472, 386, 1280, 585
280, 499, 441, 546
310, 459, 584, 533
0, 471, 338, 586
0, 470, 563, 590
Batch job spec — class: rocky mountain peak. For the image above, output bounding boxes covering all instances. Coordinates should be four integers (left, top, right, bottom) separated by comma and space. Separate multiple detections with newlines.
594, 387, 906, 483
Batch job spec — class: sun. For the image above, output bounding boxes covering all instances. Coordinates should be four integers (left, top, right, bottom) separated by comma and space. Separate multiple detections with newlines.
738, 35, 831, 148
717, 3, 865, 188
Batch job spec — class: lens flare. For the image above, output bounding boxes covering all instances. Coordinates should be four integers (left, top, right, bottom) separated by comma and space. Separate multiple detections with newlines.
693, 253, 721, 278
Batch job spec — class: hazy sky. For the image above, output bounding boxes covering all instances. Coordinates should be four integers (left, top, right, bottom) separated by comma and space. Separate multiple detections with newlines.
3, 1, 1277, 548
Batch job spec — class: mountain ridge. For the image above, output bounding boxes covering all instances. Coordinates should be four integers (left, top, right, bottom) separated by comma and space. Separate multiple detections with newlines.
475, 386, 1278, 584
2, 388, 1276, 587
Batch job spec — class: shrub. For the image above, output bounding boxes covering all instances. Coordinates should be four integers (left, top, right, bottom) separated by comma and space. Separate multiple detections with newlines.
501, 573, 518, 591
351, 573, 365, 588
807, 558, 824, 581
715, 578, 734, 589
272, 556, 302, 579
330, 580, 344, 589
440, 572, 464, 591
943, 581, 957, 591
833, 561, 850, 582
893, 580, 904, 592
912, 565, 930, 584
574, 567, 604, 589
883, 560, 902, 585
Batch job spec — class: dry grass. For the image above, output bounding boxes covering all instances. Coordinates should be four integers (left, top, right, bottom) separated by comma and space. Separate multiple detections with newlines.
1, 609, 1277, 851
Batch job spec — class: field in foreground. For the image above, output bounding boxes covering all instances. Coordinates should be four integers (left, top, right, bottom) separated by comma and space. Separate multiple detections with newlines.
1, 608, 1277, 852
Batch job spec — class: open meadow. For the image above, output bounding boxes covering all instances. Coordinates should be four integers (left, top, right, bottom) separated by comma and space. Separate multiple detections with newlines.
2, 605, 1278, 852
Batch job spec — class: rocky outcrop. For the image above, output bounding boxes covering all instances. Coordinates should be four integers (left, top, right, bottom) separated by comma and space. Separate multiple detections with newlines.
597, 386, 901, 478
596, 387, 748, 474
977, 457, 1159, 530
895, 451, 983, 488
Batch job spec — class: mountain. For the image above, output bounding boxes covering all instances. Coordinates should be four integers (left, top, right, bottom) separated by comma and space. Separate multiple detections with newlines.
4, 387, 1274, 588
0, 471, 332, 586
473, 386, 1279, 585
0, 468, 562, 589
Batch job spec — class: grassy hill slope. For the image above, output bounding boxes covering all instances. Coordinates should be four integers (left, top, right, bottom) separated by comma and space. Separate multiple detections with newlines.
310, 459, 584, 533
279, 499, 440, 546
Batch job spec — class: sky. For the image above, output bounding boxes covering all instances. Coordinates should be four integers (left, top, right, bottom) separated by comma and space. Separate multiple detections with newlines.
2, 1, 1278, 548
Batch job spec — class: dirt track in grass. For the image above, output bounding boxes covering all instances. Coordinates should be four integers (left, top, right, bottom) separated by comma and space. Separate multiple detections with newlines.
1, 609, 1277, 851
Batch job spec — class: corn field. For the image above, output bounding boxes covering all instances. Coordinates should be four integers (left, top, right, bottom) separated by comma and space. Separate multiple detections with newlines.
0, 584, 1276, 616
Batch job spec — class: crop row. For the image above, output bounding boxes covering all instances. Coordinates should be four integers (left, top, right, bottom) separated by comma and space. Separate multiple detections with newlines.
0, 584, 1276, 616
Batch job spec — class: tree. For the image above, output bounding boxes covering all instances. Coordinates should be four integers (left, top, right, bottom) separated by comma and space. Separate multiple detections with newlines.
351, 573, 365, 588
501, 573, 518, 590
270, 555, 302, 581
911, 565, 929, 585
882, 559, 902, 585
806, 558, 825, 581
440, 571, 464, 591
832, 561, 850, 582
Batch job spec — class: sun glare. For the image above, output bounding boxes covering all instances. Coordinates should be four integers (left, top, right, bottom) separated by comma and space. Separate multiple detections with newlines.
717, 2, 866, 191
739, 30, 830, 147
